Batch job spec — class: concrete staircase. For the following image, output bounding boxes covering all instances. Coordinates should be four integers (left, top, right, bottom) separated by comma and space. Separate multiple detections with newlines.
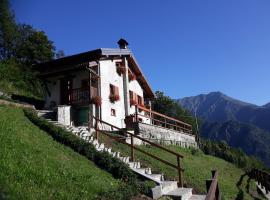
43, 118, 206, 200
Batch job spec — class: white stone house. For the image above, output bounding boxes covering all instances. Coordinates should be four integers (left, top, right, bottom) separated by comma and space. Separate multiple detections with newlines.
37, 39, 197, 146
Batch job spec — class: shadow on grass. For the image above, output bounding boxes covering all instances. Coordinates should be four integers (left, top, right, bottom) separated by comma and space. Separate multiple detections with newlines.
236, 172, 266, 200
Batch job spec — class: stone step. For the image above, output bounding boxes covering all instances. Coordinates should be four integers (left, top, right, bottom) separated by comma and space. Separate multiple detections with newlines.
164, 187, 193, 200
189, 194, 206, 200
149, 174, 164, 182
112, 152, 120, 158
152, 181, 178, 199
128, 162, 141, 169
119, 156, 129, 163
134, 168, 147, 174
104, 147, 112, 153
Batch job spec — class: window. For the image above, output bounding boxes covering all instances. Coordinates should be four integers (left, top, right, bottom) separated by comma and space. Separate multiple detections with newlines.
111, 108, 116, 116
137, 95, 144, 106
116, 62, 126, 75
109, 84, 120, 102
129, 90, 137, 105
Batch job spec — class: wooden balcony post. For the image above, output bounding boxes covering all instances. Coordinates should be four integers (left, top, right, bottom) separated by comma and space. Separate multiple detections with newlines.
135, 105, 138, 122
95, 118, 99, 141
177, 156, 183, 187
131, 134, 135, 161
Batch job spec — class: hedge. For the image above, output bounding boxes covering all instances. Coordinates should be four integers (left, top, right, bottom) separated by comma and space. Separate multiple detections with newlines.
23, 108, 155, 199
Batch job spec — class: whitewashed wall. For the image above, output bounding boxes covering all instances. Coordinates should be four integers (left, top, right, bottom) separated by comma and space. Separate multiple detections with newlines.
99, 60, 126, 128
128, 78, 151, 124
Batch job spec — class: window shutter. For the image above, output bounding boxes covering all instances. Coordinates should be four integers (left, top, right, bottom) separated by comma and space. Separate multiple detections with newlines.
141, 96, 144, 106
134, 93, 138, 103
115, 86, 119, 96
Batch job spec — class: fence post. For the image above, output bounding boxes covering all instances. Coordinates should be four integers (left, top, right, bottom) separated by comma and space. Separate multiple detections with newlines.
177, 156, 183, 187
131, 134, 134, 161
95, 119, 99, 141
135, 105, 138, 122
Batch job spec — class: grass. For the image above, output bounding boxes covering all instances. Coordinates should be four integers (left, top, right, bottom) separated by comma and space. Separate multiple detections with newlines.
99, 134, 266, 200
0, 105, 119, 200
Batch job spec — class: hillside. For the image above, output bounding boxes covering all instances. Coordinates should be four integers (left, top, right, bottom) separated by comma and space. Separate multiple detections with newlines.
201, 120, 270, 166
177, 91, 270, 132
177, 92, 270, 166
99, 135, 264, 200
0, 105, 119, 199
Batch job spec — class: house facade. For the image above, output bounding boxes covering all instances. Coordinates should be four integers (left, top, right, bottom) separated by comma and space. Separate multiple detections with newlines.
37, 39, 197, 147
38, 39, 154, 128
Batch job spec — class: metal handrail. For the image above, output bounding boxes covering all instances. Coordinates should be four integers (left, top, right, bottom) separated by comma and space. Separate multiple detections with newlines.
91, 115, 185, 187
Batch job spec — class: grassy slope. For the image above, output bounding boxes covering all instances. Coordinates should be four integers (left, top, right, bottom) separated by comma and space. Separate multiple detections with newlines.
100, 135, 265, 200
0, 105, 119, 200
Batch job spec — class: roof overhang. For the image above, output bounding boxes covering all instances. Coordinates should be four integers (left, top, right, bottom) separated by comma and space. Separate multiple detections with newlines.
35, 48, 155, 99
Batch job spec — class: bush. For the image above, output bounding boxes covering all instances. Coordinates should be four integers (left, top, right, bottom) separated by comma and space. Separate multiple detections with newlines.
23, 108, 154, 199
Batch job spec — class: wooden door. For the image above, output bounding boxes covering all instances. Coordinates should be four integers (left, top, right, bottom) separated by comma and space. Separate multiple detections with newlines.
60, 78, 72, 105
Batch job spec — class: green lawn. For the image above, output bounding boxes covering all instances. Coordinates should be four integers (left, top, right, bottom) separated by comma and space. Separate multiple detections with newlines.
0, 105, 119, 200
100, 134, 265, 200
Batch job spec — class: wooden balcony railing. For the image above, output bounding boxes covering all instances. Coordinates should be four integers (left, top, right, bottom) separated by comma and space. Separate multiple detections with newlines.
205, 170, 221, 200
135, 105, 193, 135
91, 115, 185, 187
70, 87, 98, 105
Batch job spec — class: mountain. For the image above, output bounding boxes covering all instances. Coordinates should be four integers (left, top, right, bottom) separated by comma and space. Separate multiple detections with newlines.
177, 92, 270, 166
177, 92, 270, 132
264, 102, 270, 108
201, 120, 270, 166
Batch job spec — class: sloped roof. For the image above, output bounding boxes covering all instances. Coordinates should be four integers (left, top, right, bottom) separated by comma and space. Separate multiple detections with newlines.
35, 48, 155, 99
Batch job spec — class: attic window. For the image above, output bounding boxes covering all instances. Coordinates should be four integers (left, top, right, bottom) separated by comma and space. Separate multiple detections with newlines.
116, 62, 126, 75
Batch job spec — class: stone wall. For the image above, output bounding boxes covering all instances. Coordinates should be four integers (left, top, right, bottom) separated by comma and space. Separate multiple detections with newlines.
136, 122, 197, 148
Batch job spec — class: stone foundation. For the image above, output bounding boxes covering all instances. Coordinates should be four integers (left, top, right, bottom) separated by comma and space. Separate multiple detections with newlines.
135, 122, 197, 148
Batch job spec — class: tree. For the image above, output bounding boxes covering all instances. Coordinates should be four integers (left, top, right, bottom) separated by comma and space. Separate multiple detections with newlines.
55, 50, 65, 59
0, 0, 18, 60
152, 91, 198, 132
15, 24, 55, 65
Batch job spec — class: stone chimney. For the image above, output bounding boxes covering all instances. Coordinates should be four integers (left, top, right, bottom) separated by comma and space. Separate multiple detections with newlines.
117, 38, 129, 49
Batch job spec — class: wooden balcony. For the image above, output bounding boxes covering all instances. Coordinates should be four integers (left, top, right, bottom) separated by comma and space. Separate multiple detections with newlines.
70, 87, 98, 105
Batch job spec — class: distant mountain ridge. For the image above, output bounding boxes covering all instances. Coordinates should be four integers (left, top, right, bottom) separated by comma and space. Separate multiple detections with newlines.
201, 120, 270, 166
177, 92, 270, 166
177, 92, 270, 132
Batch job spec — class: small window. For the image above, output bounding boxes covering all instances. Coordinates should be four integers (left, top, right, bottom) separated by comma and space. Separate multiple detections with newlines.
111, 108, 116, 116
129, 90, 137, 105
109, 84, 120, 102
137, 95, 144, 106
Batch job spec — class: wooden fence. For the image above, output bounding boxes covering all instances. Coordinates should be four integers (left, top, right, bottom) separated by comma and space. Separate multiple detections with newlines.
135, 105, 193, 135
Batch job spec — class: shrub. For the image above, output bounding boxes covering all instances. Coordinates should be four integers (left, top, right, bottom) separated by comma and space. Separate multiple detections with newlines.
109, 94, 120, 102
90, 96, 102, 106
23, 108, 154, 199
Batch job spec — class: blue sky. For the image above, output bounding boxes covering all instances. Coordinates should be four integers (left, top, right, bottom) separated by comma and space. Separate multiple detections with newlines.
11, 0, 270, 105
